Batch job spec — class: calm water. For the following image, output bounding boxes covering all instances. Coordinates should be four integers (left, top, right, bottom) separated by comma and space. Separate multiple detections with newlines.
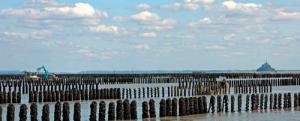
1, 86, 300, 121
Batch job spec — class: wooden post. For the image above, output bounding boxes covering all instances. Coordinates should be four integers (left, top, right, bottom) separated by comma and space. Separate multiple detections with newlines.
172, 98, 177, 116
98, 101, 105, 121
123, 99, 131, 120
159, 99, 166, 117
42, 104, 49, 121
63, 103, 70, 121
130, 101, 137, 120
108, 102, 115, 120
7, 104, 15, 121
116, 100, 123, 120
231, 95, 235, 112
19, 104, 27, 121
54, 102, 61, 121
89, 101, 97, 121
74, 103, 81, 121
142, 101, 149, 119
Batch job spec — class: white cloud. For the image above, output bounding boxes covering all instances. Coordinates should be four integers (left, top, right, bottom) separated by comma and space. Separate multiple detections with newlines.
0, 3, 108, 18
161, 2, 198, 11
187, 0, 214, 4
223, 33, 236, 41
134, 44, 150, 49
140, 32, 157, 38
130, 11, 176, 30
205, 45, 226, 50
30, 0, 57, 5
137, 3, 151, 9
77, 48, 98, 58
89, 25, 119, 34
276, 11, 300, 20
222, 1, 262, 12
200, 17, 212, 24
0, 30, 51, 41
188, 17, 211, 27
146, 18, 177, 30
131, 11, 160, 22
0, 8, 45, 18
45, 3, 97, 17
161, 0, 214, 11
77, 48, 119, 60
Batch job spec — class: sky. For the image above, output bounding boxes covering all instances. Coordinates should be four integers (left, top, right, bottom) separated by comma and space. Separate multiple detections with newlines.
0, 0, 300, 72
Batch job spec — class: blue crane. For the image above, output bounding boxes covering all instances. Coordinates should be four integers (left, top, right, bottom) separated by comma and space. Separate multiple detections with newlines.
37, 65, 49, 80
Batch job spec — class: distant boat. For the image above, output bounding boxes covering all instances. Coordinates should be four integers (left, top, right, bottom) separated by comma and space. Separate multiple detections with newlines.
257, 62, 276, 72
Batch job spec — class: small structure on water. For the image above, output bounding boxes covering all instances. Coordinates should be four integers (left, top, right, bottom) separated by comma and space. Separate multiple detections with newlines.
257, 61, 276, 72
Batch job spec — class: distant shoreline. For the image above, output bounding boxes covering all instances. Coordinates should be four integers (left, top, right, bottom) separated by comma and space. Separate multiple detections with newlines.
1, 70, 300, 75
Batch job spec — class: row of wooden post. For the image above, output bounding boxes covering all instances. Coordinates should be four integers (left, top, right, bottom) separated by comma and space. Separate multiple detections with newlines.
0, 92, 299, 120
28, 88, 121, 103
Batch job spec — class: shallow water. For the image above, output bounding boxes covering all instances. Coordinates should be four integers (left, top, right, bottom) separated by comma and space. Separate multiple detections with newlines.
174, 110, 300, 121
1, 86, 300, 121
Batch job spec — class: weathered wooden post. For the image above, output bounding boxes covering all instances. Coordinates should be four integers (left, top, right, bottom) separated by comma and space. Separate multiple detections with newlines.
160, 99, 166, 117
185, 98, 190, 115
19, 104, 27, 121
42, 104, 50, 121
294, 93, 298, 108
203, 96, 208, 113
209, 96, 215, 113
108, 102, 115, 120
116, 100, 123, 120
269, 94, 273, 109
194, 97, 199, 114
224, 95, 229, 112
142, 101, 149, 119
264, 94, 268, 110
7, 104, 15, 121
251, 94, 255, 111
274, 93, 278, 109
284, 93, 287, 109
162, 87, 165, 97
278, 93, 282, 109
0, 105, 2, 121
123, 99, 131, 120
74, 103, 81, 121
217, 95, 222, 112
188, 97, 194, 114
54, 102, 61, 121
7, 91, 12, 103
231, 95, 235, 112
130, 101, 137, 120
63, 103, 70, 121
99, 101, 105, 121
0, 105, 3, 121
149, 99, 156, 118
30, 103, 38, 121
298, 93, 300, 108
179, 98, 186, 116
246, 95, 249, 111
166, 98, 172, 116
142, 88, 145, 98
147, 87, 150, 98
288, 93, 291, 108
172, 98, 177, 116
89, 101, 97, 121
134, 89, 137, 99
260, 94, 264, 110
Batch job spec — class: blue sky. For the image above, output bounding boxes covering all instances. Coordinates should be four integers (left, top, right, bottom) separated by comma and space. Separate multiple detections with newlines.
0, 0, 300, 72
